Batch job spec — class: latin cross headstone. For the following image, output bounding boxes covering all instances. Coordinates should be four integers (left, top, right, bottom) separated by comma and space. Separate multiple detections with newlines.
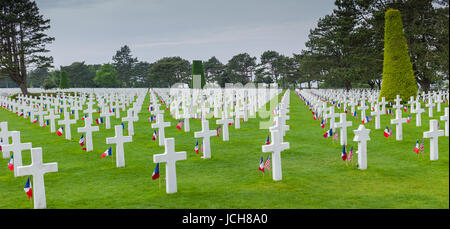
57, 113, 76, 140
0, 122, 12, 158
262, 129, 289, 181
194, 120, 217, 159
2, 131, 32, 177
370, 103, 383, 129
151, 113, 171, 146
77, 117, 99, 152
413, 101, 425, 127
122, 109, 138, 136
153, 138, 186, 194
440, 107, 449, 136
43, 109, 60, 133
390, 109, 408, 141
353, 124, 370, 170
423, 119, 445, 160
106, 125, 132, 168
334, 113, 353, 145
16, 147, 58, 209
425, 99, 435, 118
216, 111, 233, 141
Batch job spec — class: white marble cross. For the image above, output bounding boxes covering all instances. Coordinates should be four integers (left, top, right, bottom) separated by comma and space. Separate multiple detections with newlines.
106, 125, 132, 168
334, 113, 353, 145
440, 107, 449, 136
77, 117, 99, 152
413, 101, 425, 127
393, 95, 403, 113
357, 101, 368, 121
326, 106, 340, 132
407, 96, 415, 113
0, 122, 12, 158
151, 113, 171, 146
182, 107, 190, 132
425, 99, 435, 118
423, 119, 445, 160
216, 111, 233, 141
2, 131, 32, 177
16, 147, 58, 209
194, 120, 217, 159
35, 107, 48, 127
379, 97, 388, 113
122, 109, 138, 136
370, 103, 383, 129
100, 106, 113, 129
57, 112, 76, 140
353, 124, 370, 170
262, 129, 289, 181
390, 109, 408, 141
83, 100, 96, 120
153, 138, 186, 194
44, 109, 60, 133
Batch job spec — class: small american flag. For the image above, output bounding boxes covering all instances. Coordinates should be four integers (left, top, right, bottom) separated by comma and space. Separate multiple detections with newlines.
333, 131, 339, 141
420, 139, 424, 154
264, 155, 271, 170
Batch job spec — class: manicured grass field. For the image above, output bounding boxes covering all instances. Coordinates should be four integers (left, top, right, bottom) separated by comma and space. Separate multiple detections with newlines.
0, 90, 448, 209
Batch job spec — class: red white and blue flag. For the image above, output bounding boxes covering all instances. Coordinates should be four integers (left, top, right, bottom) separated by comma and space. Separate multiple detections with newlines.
152, 130, 157, 140
407, 115, 411, 123
413, 139, 420, 154
176, 121, 182, 130
384, 126, 391, 138
96, 118, 104, 125
24, 176, 32, 199
100, 147, 112, 158
264, 155, 271, 170
8, 155, 13, 171
320, 119, 326, 128
348, 146, 353, 162
152, 163, 160, 180
56, 126, 64, 136
265, 134, 270, 145
82, 115, 87, 120
258, 156, 265, 173
79, 134, 85, 146
341, 145, 347, 161
33, 117, 38, 123
324, 128, 332, 138
194, 140, 199, 154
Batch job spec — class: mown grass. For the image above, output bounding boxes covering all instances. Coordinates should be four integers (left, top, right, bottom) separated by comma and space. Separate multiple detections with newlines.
0, 90, 448, 209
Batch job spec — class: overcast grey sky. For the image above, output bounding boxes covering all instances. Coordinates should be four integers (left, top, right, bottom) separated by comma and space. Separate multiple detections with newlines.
35, 0, 336, 68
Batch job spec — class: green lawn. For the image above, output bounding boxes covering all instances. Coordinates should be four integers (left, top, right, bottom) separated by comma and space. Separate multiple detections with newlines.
0, 90, 448, 209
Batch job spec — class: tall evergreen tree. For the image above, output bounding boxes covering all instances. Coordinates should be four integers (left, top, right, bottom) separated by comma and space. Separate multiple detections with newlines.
112, 45, 138, 87
59, 70, 69, 89
0, 0, 54, 94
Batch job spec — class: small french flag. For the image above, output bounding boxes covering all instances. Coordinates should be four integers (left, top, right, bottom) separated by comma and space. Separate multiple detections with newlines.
152, 130, 157, 140
413, 139, 420, 154
152, 163, 160, 180
56, 126, 64, 136
323, 128, 332, 138
24, 176, 32, 199
265, 134, 270, 145
96, 118, 103, 125
100, 147, 112, 158
8, 155, 13, 171
194, 140, 199, 154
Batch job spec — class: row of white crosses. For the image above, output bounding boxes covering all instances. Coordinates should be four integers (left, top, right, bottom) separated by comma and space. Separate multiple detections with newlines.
298, 88, 449, 162
0, 121, 58, 209
262, 90, 290, 181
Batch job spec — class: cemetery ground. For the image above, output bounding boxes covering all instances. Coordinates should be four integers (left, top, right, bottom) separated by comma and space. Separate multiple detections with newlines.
0, 91, 448, 209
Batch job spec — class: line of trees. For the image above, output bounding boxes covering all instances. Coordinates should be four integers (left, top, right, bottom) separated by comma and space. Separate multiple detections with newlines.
1, 0, 449, 93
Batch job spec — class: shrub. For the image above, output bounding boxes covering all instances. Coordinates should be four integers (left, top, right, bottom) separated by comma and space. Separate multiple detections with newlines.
379, 8, 418, 103
190, 60, 206, 89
